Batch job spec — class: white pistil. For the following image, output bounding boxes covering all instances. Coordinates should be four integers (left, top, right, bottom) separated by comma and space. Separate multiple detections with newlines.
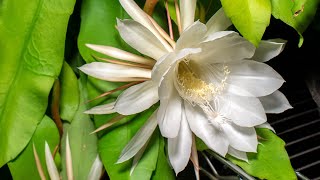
86, 44, 155, 66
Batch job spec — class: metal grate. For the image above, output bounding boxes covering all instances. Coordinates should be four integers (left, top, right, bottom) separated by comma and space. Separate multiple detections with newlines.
268, 85, 320, 180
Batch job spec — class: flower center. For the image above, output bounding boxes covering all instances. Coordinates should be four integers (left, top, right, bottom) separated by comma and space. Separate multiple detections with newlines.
175, 61, 231, 125
175, 61, 230, 105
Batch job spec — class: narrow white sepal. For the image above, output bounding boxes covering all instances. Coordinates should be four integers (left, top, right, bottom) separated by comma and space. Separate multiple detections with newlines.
87, 155, 103, 180
130, 139, 149, 176
86, 44, 155, 66
44, 142, 60, 180
117, 110, 158, 163
119, 0, 173, 52
78, 62, 151, 82
84, 102, 116, 114
180, 0, 197, 31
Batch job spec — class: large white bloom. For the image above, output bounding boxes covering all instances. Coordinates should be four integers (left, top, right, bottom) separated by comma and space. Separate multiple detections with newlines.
79, 0, 292, 175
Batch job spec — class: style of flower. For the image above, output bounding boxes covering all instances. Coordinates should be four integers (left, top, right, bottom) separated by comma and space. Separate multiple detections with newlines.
79, 0, 292, 175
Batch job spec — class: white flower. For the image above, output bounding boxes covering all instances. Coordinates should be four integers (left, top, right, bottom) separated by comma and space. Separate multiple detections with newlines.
79, 0, 292, 175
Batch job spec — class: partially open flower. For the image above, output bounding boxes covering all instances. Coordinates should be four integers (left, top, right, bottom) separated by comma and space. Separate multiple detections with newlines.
79, 0, 292, 175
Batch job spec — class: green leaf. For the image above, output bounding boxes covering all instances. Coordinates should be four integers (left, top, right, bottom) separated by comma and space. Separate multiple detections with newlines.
60, 80, 99, 180
78, 0, 130, 64
98, 106, 158, 180
227, 128, 297, 180
59, 61, 80, 122
220, 0, 271, 46
0, 0, 76, 167
7, 116, 60, 180
151, 134, 175, 180
271, 0, 319, 47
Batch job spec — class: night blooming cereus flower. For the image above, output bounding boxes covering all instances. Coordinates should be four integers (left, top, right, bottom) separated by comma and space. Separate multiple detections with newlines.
79, 0, 292, 175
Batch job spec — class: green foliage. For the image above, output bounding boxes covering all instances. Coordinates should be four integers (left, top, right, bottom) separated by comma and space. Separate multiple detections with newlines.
60, 80, 99, 180
7, 116, 60, 180
227, 128, 297, 180
221, 0, 271, 46
270, 0, 319, 46
59, 61, 80, 122
0, 0, 75, 167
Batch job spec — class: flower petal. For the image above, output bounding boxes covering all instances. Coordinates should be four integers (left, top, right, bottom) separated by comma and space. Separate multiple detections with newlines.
259, 90, 292, 113
226, 60, 285, 97
117, 19, 168, 60
168, 109, 192, 175
216, 95, 267, 127
176, 21, 207, 50
221, 123, 258, 152
256, 122, 276, 133
117, 110, 158, 163
115, 81, 158, 115
157, 72, 183, 138
227, 146, 248, 162
185, 102, 229, 156
251, 39, 286, 62
180, 0, 197, 31
190, 32, 255, 64
84, 102, 116, 114
79, 62, 151, 82
206, 8, 232, 35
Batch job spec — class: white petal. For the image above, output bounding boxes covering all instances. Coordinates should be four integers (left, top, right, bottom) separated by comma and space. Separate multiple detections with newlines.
228, 146, 248, 162
221, 123, 258, 152
256, 122, 276, 133
168, 110, 192, 175
180, 0, 197, 31
130, 140, 148, 175
79, 62, 151, 82
84, 102, 116, 114
117, 19, 168, 60
176, 21, 207, 50
190, 32, 255, 64
251, 39, 286, 62
157, 72, 182, 138
185, 102, 229, 156
152, 48, 201, 86
85, 44, 155, 66
115, 81, 158, 115
226, 60, 285, 97
117, 111, 157, 163
206, 8, 232, 35
45, 142, 60, 180
259, 90, 292, 114
216, 95, 267, 127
